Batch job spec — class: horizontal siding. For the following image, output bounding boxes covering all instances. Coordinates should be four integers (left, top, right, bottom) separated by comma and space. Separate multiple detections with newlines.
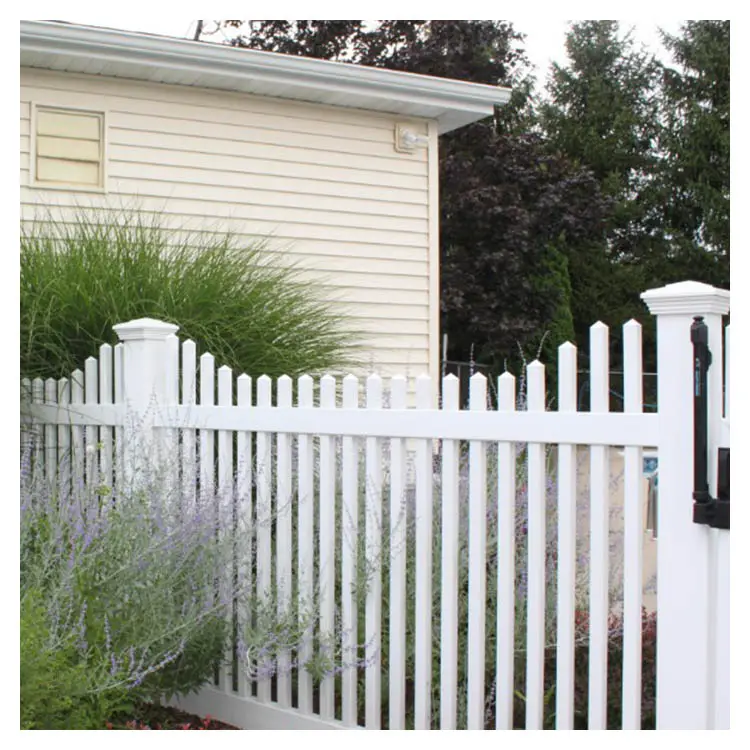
107, 143, 428, 195
101, 176, 428, 228
17, 209, 428, 265
345, 317, 427, 336
110, 113, 425, 170
319, 287, 429, 307
20, 199, 427, 248
21, 67, 433, 379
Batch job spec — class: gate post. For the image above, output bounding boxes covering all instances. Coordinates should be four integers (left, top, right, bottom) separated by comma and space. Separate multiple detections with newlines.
113, 318, 179, 488
641, 281, 729, 729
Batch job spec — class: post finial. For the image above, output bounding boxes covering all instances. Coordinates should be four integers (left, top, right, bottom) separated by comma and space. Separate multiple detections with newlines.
113, 318, 179, 342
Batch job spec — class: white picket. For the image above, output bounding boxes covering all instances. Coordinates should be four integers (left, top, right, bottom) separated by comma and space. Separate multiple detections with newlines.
31, 378, 44, 481
276, 375, 293, 708
180, 341, 198, 511
236, 373, 253, 699
217, 365, 233, 695
297, 375, 315, 713
57, 378, 71, 496
255, 374, 272, 704
588, 322, 610, 729
84, 358, 98, 488
341, 374, 360, 727
44, 378, 57, 485
525, 361, 547, 730
21, 378, 31, 404
467, 373, 488, 730
71, 370, 84, 488
555, 342, 578, 729
21, 379, 31, 452
414, 374, 434, 730
199, 354, 216, 691
440, 374, 460, 730
388, 376, 408, 730
495, 372, 516, 730
622, 320, 644, 729
319, 374, 337, 721
98, 345, 113, 492
114, 344, 124, 488
163, 335, 180, 505
365, 373, 384, 729
199, 353, 216, 507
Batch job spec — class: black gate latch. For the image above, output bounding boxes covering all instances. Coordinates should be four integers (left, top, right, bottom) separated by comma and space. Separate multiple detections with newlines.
691, 317, 730, 530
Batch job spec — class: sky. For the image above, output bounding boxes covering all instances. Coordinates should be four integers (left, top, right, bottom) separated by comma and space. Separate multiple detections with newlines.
55, 18, 686, 91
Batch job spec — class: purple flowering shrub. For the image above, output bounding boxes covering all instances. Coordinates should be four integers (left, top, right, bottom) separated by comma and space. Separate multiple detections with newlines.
20, 438, 252, 729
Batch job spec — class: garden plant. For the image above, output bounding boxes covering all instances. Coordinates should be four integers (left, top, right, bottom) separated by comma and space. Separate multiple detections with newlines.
20, 209, 358, 381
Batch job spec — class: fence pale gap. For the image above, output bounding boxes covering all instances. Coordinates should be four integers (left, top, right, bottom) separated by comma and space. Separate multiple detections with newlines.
20, 283, 730, 730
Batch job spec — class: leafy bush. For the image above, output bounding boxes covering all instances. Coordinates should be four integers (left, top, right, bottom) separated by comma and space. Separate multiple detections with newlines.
20, 587, 133, 730
19, 439, 254, 729
20, 209, 357, 380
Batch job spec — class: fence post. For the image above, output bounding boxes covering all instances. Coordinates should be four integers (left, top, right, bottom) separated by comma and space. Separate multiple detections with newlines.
113, 318, 179, 487
641, 280, 729, 729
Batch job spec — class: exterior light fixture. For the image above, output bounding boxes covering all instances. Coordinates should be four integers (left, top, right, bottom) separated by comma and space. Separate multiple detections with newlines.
395, 124, 429, 153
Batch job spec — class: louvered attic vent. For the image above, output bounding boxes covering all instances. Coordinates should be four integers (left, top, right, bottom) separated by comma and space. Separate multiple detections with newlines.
34, 106, 104, 188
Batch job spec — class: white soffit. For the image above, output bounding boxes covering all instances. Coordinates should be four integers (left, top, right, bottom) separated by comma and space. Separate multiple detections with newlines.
20, 21, 512, 134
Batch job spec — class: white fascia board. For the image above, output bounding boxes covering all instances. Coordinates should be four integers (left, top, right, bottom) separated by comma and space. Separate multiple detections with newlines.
20, 21, 512, 134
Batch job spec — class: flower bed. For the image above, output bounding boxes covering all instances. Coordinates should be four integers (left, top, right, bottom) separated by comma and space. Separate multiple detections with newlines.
107, 704, 238, 730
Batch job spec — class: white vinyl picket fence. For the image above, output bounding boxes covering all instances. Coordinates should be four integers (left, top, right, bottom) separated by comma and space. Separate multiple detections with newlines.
21, 280, 730, 730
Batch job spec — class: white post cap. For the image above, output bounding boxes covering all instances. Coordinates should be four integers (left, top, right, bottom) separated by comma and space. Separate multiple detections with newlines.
113, 318, 179, 342
641, 280, 730, 317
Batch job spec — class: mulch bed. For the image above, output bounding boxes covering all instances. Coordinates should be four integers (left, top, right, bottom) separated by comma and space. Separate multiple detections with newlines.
107, 702, 239, 730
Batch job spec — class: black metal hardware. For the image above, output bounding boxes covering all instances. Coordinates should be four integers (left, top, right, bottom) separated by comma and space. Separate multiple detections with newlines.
691, 317, 730, 530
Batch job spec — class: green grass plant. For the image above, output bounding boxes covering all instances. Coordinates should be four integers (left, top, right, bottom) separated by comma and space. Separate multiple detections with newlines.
21, 209, 358, 380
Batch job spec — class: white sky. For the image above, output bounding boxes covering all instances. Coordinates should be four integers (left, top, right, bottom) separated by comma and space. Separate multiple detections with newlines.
55, 18, 686, 91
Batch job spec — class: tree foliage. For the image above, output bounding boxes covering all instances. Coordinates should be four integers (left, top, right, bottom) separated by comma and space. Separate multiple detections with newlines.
655, 20, 730, 287
538, 22, 664, 348
538, 20, 729, 367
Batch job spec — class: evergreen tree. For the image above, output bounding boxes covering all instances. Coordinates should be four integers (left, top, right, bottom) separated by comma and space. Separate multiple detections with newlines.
654, 20, 729, 288
539, 21, 663, 352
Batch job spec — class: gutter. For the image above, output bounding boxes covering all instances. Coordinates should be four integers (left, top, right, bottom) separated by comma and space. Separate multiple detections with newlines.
20, 21, 512, 133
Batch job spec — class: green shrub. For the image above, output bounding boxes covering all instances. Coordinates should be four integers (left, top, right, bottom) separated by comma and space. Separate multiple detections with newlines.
20, 209, 357, 380
20, 588, 133, 730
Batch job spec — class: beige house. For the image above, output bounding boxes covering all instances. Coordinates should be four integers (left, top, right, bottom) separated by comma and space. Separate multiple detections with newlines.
20, 21, 511, 383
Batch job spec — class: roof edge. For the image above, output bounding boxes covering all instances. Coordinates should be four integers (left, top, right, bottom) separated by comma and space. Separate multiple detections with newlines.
20, 21, 512, 133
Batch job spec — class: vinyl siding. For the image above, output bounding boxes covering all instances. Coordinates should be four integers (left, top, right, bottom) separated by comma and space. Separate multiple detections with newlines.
21, 67, 438, 382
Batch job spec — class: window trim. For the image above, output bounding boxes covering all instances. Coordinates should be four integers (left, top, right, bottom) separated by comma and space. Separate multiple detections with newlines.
30, 102, 108, 193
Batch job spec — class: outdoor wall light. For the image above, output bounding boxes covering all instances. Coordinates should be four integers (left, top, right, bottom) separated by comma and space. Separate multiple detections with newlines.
395, 124, 429, 153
